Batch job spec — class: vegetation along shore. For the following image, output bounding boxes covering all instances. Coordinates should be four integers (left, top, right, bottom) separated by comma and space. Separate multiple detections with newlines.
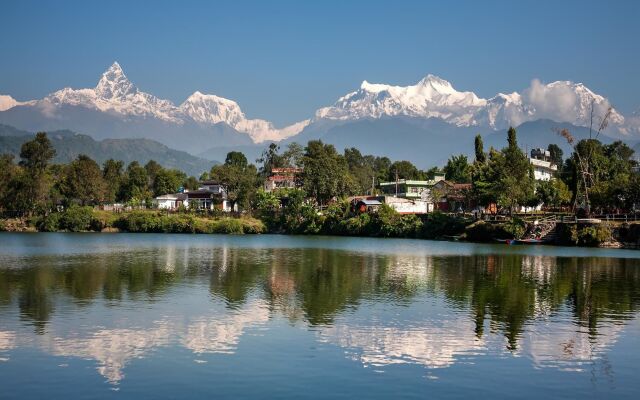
1, 122, 639, 249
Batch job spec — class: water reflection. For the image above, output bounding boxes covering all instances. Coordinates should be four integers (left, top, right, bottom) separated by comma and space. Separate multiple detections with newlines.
0, 235, 639, 387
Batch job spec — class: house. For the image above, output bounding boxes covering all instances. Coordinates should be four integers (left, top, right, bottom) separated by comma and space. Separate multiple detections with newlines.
264, 167, 302, 192
351, 195, 431, 214
378, 174, 445, 199
529, 148, 558, 181
153, 193, 186, 210
152, 180, 237, 212
353, 198, 383, 213
431, 180, 474, 212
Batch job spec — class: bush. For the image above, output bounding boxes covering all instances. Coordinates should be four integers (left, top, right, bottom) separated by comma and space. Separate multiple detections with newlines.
464, 221, 511, 242
0, 219, 5, 232
59, 206, 94, 232
212, 218, 244, 234
577, 224, 611, 247
555, 223, 578, 246
502, 217, 527, 239
421, 212, 466, 239
38, 213, 62, 232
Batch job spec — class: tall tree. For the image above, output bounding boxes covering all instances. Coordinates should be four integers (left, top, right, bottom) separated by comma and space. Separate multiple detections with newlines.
444, 154, 471, 183
102, 159, 124, 203
19, 132, 56, 174
59, 155, 106, 205
547, 144, 563, 167
302, 140, 353, 204
474, 134, 486, 163
13, 132, 56, 214
210, 151, 258, 210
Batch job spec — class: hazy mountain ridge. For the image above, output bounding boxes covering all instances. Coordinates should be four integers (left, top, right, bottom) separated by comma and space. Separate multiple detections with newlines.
0, 125, 216, 176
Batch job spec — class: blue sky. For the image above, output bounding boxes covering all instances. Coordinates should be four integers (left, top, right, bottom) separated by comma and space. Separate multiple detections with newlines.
1, 0, 639, 126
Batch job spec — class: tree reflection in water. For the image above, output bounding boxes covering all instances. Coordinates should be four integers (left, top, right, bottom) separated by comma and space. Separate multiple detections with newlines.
0, 239, 639, 384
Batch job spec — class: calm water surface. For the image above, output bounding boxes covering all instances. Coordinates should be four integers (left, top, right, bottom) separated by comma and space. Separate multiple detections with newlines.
1, 233, 639, 399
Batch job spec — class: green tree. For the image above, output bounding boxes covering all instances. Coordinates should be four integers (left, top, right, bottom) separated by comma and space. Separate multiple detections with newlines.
121, 161, 150, 204
302, 140, 353, 204
388, 160, 423, 181
59, 155, 106, 205
11, 132, 57, 214
102, 159, 124, 203
547, 144, 563, 167
444, 154, 471, 183
19, 132, 56, 173
210, 151, 258, 210
474, 134, 486, 163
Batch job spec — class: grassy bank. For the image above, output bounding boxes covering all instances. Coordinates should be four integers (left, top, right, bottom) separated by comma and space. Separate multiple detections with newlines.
2, 205, 638, 249
0, 206, 265, 234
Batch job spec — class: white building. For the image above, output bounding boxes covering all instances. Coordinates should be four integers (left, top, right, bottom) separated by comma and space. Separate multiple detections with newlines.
529, 149, 558, 181
153, 194, 186, 210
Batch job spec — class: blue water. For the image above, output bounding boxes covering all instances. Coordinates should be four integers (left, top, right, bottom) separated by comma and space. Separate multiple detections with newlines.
0, 233, 639, 399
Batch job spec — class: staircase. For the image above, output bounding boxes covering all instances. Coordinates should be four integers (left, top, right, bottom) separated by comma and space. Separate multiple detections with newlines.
525, 216, 557, 243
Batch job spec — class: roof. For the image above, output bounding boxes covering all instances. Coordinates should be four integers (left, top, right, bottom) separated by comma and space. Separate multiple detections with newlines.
186, 189, 222, 199
379, 179, 438, 187
357, 199, 382, 206
200, 180, 222, 186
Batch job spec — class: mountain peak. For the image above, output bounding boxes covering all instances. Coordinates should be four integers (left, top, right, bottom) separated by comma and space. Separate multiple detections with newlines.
95, 61, 136, 99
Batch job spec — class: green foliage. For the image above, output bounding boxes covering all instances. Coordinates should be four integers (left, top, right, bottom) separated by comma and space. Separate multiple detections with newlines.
59, 155, 106, 205
19, 132, 56, 173
502, 217, 527, 239
113, 211, 264, 234
464, 221, 511, 242
302, 140, 353, 204
577, 224, 611, 247
421, 212, 467, 239
444, 154, 471, 183
38, 213, 62, 232
474, 135, 486, 163
210, 151, 258, 210
59, 206, 95, 232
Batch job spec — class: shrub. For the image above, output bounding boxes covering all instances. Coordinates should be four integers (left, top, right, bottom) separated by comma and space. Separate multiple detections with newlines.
212, 218, 244, 234
555, 223, 578, 246
38, 213, 62, 232
421, 212, 466, 239
464, 221, 511, 242
115, 211, 162, 233
240, 218, 266, 234
59, 206, 94, 232
577, 224, 611, 247
502, 217, 527, 239
0, 219, 5, 232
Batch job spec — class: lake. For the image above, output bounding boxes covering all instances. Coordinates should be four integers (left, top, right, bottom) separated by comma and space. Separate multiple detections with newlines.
1, 233, 639, 399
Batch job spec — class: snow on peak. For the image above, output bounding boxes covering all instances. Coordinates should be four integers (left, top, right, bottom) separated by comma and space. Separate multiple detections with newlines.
316, 75, 627, 132
316, 74, 486, 126
180, 90, 308, 142
95, 61, 136, 100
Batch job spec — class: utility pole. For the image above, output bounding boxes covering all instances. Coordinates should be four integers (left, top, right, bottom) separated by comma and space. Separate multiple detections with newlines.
395, 169, 398, 197
371, 175, 375, 196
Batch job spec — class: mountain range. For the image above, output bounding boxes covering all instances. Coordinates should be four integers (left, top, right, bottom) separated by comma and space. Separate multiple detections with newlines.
0, 62, 638, 167
0, 124, 216, 176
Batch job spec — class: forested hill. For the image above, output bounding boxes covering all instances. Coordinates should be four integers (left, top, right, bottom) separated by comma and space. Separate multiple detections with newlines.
0, 124, 217, 176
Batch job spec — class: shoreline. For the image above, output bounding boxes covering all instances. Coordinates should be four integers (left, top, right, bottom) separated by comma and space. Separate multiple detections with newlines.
2, 220, 638, 250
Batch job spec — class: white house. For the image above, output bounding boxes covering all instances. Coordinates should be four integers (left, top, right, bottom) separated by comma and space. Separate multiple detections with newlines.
153, 194, 186, 209
529, 149, 558, 181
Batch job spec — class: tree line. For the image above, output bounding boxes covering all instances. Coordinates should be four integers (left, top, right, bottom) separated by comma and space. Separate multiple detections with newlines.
1, 127, 638, 217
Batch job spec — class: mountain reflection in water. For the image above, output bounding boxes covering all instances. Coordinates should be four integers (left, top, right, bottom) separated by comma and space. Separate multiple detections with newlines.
0, 234, 639, 392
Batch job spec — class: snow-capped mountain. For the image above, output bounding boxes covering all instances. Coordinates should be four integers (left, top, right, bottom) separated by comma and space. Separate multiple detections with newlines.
2, 62, 305, 143
314, 75, 626, 132
1, 62, 638, 165
178, 90, 308, 142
